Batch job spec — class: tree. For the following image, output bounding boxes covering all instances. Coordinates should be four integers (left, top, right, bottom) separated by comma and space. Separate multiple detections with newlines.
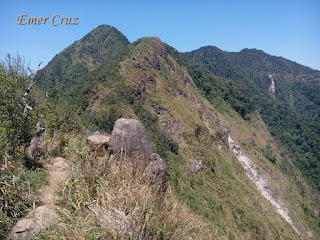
0, 54, 42, 165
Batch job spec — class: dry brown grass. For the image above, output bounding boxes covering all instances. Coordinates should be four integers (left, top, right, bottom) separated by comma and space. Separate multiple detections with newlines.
38, 133, 61, 159
37, 135, 216, 240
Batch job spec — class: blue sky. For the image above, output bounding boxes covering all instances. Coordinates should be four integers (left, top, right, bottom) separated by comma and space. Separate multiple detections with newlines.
1, 0, 319, 70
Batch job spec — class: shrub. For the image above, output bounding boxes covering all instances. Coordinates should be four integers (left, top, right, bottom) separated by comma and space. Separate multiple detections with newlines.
0, 55, 34, 162
133, 105, 179, 157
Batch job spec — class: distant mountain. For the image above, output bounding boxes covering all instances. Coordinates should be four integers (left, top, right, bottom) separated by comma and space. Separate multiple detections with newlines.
183, 46, 320, 191
184, 46, 320, 83
35, 25, 130, 95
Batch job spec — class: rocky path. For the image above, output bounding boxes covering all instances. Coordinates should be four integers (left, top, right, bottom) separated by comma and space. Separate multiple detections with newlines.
40, 157, 70, 205
7, 157, 70, 240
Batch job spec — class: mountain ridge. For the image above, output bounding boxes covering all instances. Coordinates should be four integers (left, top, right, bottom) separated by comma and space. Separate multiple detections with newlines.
27, 25, 320, 239
187, 45, 320, 72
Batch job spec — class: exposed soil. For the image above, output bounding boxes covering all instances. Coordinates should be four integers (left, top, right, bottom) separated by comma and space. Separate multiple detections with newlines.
227, 136, 300, 235
40, 157, 70, 205
268, 74, 276, 98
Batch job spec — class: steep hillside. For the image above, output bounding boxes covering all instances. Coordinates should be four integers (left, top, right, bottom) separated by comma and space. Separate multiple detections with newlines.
25, 27, 320, 239
35, 25, 130, 96
115, 37, 319, 240
184, 47, 320, 191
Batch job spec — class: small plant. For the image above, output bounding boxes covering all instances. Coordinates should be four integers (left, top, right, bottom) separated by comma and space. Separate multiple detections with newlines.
58, 133, 69, 154
213, 130, 226, 144
75, 147, 85, 158
194, 124, 204, 142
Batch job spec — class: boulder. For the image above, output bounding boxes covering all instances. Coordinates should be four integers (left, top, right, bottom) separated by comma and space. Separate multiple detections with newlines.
110, 118, 153, 160
7, 206, 58, 240
86, 134, 110, 151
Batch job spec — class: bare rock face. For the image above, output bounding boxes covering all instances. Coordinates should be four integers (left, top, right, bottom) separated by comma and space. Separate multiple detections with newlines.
187, 160, 203, 176
86, 134, 110, 151
7, 206, 58, 240
110, 118, 153, 160
147, 153, 167, 193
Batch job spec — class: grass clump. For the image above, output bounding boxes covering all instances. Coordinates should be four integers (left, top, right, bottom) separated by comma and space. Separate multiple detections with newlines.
0, 162, 47, 238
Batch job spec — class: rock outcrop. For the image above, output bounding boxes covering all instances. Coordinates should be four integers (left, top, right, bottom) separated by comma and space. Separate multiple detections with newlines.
7, 206, 58, 240
109, 118, 167, 193
187, 160, 203, 176
147, 153, 167, 193
110, 118, 153, 161
86, 134, 110, 151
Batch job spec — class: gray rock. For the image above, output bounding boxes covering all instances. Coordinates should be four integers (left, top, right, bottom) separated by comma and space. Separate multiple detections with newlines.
110, 118, 153, 161
86, 134, 110, 151
187, 160, 203, 176
7, 206, 58, 240
147, 153, 167, 193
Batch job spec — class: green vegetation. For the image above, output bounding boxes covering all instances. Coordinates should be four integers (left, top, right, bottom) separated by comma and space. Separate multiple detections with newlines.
0, 54, 48, 238
33, 30, 319, 239
0, 55, 34, 161
133, 105, 179, 157
0, 165, 47, 238
187, 65, 256, 118
2, 26, 319, 239
83, 84, 179, 158
35, 25, 130, 96
184, 46, 320, 191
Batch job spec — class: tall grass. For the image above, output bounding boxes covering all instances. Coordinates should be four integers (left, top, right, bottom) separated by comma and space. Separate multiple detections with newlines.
37, 135, 216, 240
0, 159, 47, 238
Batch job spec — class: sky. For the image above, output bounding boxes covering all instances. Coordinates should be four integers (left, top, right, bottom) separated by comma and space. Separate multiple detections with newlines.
0, 0, 319, 70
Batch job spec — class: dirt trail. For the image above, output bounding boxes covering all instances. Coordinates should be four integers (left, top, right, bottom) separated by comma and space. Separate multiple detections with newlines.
40, 157, 70, 205
7, 157, 70, 240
